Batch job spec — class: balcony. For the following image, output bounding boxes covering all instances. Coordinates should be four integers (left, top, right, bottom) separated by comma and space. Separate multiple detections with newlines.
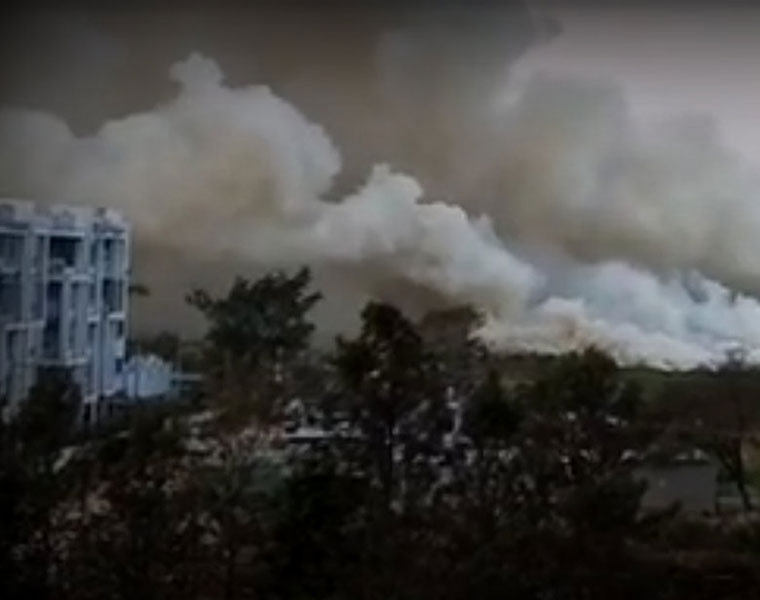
0, 257, 21, 275
48, 257, 64, 277
49, 237, 83, 275
46, 282, 62, 318
42, 321, 61, 360
0, 275, 21, 320
0, 235, 23, 274
102, 280, 125, 313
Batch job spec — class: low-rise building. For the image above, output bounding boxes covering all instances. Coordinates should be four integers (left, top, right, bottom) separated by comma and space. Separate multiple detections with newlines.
123, 353, 174, 400
0, 199, 129, 422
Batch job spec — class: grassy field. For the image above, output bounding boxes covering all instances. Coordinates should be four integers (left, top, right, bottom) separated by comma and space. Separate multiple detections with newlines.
494, 352, 760, 427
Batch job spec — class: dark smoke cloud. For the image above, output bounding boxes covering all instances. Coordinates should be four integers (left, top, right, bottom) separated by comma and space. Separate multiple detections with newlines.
0, 0, 546, 334
5, 1, 760, 369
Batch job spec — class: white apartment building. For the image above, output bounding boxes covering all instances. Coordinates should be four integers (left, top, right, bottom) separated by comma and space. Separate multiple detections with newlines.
0, 199, 129, 422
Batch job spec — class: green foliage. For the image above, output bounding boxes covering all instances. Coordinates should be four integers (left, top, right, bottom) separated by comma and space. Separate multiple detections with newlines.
658, 352, 760, 513
265, 465, 364, 600
188, 267, 321, 368
0, 371, 81, 598
334, 302, 452, 513
4, 273, 760, 599
188, 267, 322, 423
519, 351, 650, 539
462, 369, 522, 443
15, 369, 81, 458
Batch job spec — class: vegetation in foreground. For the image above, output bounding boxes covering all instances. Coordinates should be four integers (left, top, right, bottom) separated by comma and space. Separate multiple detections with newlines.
2, 267, 760, 599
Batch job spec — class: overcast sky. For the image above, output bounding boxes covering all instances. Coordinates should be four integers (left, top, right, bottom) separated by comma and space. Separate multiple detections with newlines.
3, 2, 758, 165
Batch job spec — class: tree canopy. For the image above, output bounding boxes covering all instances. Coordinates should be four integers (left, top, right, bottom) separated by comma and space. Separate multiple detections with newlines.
3, 269, 760, 599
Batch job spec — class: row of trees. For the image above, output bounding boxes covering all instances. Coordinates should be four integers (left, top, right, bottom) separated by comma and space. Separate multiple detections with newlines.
2, 268, 760, 599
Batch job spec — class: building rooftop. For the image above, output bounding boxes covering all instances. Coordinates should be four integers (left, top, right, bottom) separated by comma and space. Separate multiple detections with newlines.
0, 199, 127, 231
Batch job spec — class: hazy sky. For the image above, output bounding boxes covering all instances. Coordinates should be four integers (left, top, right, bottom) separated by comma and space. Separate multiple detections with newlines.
520, 3, 760, 164
3, 2, 758, 160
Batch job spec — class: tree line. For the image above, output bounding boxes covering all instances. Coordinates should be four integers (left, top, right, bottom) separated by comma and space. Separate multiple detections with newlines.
2, 268, 760, 599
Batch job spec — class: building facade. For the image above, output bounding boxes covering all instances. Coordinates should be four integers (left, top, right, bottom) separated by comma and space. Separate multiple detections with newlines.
0, 199, 129, 420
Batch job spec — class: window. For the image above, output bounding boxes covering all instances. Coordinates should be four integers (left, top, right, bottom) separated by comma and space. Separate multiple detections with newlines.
43, 321, 60, 359
0, 273, 21, 318
49, 236, 81, 269
6, 331, 19, 366
31, 282, 44, 319
103, 239, 114, 273
46, 282, 62, 318
0, 234, 23, 268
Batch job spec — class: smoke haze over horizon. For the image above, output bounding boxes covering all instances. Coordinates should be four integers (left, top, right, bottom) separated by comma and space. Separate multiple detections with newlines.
3, 1, 760, 369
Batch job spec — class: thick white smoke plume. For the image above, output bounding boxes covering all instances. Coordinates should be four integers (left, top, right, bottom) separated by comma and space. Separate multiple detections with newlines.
477, 75, 760, 293
3, 53, 760, 370
476, 263, 760, 370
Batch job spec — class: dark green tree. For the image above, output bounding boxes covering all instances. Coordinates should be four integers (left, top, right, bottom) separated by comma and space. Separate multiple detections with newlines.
196, 437, 282, 600
187, 267, 321, 423
0, 371, 81, 598
61, 412, 200, 600
334, 302, 451, 513
515, 350, 659, 598
456, 369, 524, 516
329, 302, 453, 599
435, 370, 528, 600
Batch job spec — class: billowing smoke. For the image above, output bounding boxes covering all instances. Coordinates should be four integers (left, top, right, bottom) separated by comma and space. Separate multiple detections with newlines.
475, 75, 760, 294
0, 53, 539, 327
0, 1, 547, 336
4, 45, 760, 369
476, 262, 760, 370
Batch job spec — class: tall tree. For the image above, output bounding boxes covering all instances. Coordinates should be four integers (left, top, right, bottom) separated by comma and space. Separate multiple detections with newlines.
515, 350, 657, 597
188, 267, 321, 423
331, 302, 453, 600
334, 302, 451, 513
